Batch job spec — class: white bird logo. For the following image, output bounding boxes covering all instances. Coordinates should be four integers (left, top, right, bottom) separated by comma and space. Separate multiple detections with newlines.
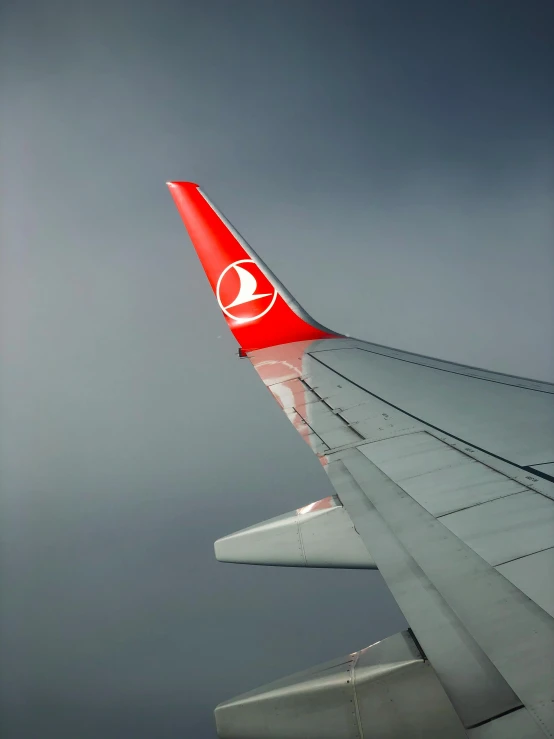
224, 265, 272, 309
216, 259, 278, 322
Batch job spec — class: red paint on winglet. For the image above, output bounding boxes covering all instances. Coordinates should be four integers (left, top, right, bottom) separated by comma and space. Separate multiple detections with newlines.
167, 181, 339, 352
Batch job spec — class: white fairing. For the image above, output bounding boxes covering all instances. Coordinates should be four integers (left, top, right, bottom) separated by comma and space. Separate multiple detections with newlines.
215, 631, 467, 739
214, 495, 376, 569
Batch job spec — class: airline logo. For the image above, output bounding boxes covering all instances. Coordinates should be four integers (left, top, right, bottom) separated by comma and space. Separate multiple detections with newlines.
216, 259, 277, 322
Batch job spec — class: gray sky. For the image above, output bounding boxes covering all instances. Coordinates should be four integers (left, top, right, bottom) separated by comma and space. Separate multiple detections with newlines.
1, 1, 553, 736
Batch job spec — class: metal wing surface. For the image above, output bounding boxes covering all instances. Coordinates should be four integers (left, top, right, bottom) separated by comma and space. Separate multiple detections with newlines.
168, 182, 554, 739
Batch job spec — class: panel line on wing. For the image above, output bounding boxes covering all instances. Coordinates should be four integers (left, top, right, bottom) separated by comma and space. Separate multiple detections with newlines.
310, 345, 554, 395
490, 545, 554, 568
434, 488, 527, 517
308, 352, 554, 490
338, 449, 554, 731
326, 456, 522, 727
299, 377, 367, 441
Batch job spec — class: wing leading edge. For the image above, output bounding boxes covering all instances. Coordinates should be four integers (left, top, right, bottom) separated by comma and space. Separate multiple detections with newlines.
168, 182, 554, 738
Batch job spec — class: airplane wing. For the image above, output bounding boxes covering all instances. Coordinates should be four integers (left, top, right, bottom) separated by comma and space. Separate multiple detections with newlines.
167, 182, 554, 739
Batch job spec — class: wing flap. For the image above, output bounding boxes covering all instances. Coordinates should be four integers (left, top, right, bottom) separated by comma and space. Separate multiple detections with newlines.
439, 491, 554, 567
335, 448, 554, 733
326, 457, 521, 728
497, 548, 554, 619
358, 432, 528, 516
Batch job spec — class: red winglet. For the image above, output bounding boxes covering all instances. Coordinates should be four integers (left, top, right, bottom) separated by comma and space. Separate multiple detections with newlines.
167, 182, 339, 352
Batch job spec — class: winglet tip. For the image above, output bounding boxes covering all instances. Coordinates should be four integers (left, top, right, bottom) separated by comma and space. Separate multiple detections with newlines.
166, 181, 200, 189
167, 181, 339, 351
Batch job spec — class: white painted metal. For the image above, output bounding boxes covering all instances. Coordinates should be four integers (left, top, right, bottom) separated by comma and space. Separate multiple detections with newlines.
272, 380, 321, 409
359, 432, 527, 516
440, 490, 554, 566
353, 414, 420, 443
215, 631, 467, 739
399, 463, 525, 517
309, 338, 551, 393
467, 708, 547, 738
497, 548, 554, 618
327, 458, 520, 728
340, 400, 400, 424
214, 496, 376, 569
308, 345, 554, 466
338, 448, 554, 734
366, 438, 463, 479
242, 336, 554, 735
299, 400, 361, 449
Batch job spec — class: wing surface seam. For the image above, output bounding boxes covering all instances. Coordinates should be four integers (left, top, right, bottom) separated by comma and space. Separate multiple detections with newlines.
326, 456, 522, 728
308, 352, 554, 489
309, 345, 554, 394
337, 448, 554, 733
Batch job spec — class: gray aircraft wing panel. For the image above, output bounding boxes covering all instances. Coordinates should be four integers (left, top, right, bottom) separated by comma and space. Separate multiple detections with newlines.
247, 337, 554, 734
306, 338, 554, 471
328, 450, 554, 732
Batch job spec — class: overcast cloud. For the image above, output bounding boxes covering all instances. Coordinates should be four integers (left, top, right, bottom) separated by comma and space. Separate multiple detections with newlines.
1, 1, 553, 736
